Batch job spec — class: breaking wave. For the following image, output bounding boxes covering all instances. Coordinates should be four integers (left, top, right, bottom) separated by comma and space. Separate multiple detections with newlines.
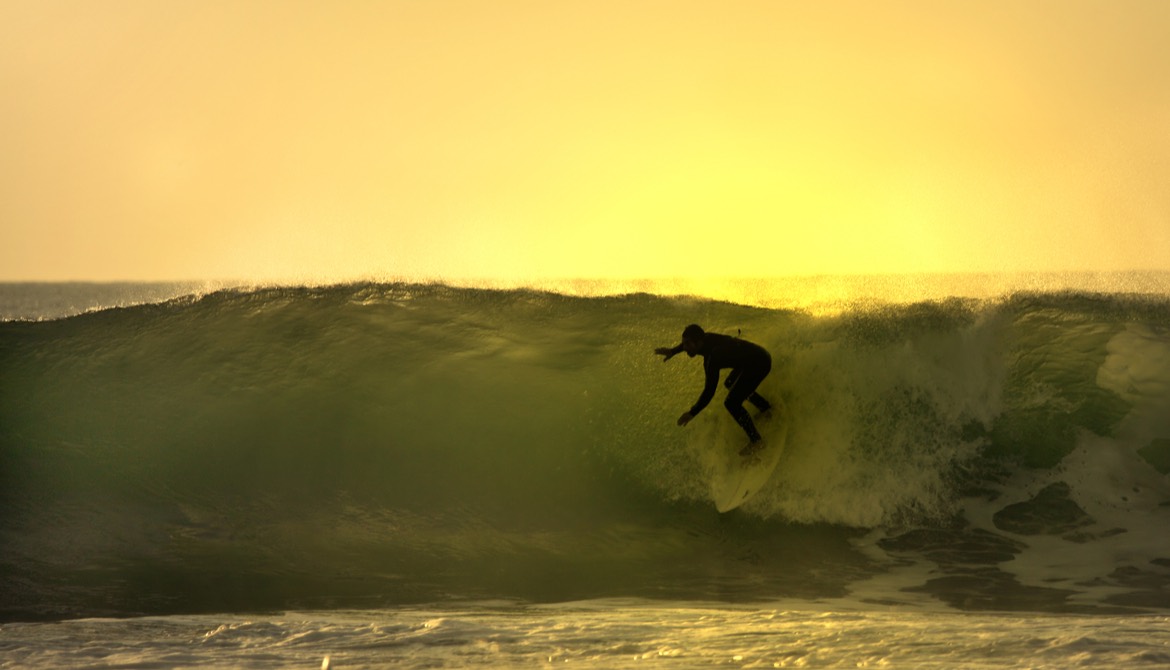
2, 282, 1168, 619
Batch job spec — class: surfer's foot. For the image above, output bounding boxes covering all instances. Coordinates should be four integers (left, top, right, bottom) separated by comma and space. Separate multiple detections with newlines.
739, 439, 764, 457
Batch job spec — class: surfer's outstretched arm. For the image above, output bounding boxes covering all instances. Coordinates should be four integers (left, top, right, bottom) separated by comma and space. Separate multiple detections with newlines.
689, 360, 719, 418
655, 344, 684, 361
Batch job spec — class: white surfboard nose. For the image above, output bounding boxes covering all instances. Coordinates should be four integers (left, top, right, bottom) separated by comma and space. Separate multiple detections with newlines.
711, 409, 788, 513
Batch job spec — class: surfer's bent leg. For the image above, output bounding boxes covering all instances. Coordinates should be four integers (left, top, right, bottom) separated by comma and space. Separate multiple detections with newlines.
724, 356, 772, 442
724, 398, 763, 442
725, 369, 770, 442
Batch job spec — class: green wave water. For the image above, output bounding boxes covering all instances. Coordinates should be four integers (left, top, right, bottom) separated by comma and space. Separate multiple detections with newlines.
1, 282, 1168, 621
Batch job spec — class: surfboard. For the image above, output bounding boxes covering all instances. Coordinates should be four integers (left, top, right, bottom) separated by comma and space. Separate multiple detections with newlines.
710, 408, 788, 513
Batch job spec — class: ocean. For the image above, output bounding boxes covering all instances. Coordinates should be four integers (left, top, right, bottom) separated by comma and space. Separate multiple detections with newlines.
1, 275, 1169, 668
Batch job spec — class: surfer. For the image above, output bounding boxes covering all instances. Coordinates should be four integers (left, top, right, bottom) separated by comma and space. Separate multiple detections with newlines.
656, 324, 773, 455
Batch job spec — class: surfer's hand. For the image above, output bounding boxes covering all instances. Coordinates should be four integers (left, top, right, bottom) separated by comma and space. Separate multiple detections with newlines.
655, 347, 675, 361
677, 411, 693, 427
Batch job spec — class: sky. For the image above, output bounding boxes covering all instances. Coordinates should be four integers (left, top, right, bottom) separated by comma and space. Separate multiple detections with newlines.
2, 0, 1168, 282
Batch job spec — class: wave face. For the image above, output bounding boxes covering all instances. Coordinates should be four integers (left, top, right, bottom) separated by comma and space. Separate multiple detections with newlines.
2, 283, 1169, 620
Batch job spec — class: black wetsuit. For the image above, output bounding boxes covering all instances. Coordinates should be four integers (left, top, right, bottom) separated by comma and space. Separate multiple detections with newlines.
672, 333, 773, 442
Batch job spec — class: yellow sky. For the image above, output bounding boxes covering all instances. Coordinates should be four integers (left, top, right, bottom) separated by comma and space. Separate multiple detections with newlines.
2, 0, 1168, 282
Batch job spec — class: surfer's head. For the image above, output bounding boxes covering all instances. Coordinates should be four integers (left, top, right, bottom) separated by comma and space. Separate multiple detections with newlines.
681, 324, 705, 357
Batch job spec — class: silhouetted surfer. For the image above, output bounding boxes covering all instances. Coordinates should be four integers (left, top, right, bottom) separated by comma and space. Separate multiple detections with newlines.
656, 324, 773, 455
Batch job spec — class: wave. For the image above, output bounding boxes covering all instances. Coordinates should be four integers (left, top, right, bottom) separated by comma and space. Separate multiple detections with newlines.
2, 282, 1169, 619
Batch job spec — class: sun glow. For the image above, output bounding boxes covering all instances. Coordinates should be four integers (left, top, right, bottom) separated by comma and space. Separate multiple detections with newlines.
2, 1, 1168, 282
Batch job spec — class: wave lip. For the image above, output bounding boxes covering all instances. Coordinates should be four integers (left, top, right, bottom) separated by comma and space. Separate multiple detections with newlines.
5, 271, 1170, 321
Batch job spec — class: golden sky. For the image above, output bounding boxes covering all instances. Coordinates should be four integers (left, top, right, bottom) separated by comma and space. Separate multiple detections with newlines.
2, 0, 1168, 282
